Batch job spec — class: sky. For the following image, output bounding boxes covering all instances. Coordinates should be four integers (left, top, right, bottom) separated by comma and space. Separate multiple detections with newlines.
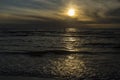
0, 0, 120, 27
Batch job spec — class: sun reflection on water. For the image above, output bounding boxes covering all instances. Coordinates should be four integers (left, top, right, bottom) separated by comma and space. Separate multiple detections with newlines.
49, 28, 87, 77
65, 28, 78, 32
52, 54, 86, 77
63, 28, 80, 52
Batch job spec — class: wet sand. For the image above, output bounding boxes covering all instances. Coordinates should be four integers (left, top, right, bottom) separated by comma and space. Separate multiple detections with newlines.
0, 52, 120, 80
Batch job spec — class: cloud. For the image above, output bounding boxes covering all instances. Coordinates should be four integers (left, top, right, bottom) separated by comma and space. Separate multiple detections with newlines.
0, 0, 120, 24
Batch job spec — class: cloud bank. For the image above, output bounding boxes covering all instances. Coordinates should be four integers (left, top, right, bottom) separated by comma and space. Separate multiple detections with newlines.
0, 0, 120, 24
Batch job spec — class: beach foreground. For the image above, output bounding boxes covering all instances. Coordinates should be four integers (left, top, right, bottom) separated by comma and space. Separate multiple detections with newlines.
0, 52, 120, 80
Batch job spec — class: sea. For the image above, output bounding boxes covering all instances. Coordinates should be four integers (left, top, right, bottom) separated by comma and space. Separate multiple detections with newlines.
0, 26, 120, 80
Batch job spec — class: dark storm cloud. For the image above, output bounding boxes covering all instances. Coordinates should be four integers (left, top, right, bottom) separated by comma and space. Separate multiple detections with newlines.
0, 0, 120, 24
0, 0, 64, 22
0, 0, 61, 9
108, 8, 120, 17
73, 0, 120, 23
94, 7, 120, 24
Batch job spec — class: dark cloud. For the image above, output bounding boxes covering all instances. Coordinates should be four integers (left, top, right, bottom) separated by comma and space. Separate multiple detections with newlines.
108, 8, 120, 17
94, 8, 120, 24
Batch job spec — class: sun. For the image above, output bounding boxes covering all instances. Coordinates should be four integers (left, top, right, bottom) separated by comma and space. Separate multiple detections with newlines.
67, 8, 75, 17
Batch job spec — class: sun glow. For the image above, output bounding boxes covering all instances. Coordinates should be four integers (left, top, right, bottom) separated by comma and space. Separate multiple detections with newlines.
67, 8, 75, 17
